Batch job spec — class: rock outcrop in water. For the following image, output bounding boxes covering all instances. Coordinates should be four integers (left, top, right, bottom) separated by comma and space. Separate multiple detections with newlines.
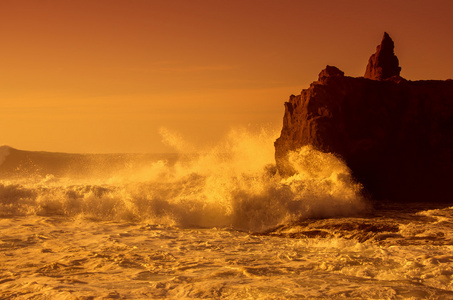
275, 32, 453, 202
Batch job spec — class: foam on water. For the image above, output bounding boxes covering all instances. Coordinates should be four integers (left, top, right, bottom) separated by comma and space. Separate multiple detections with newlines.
0, 128, 367, 231
2, 207, 453, 299
2, 130, 453, 298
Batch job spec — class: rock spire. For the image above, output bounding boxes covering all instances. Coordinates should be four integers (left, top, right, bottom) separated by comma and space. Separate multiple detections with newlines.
364, 32, 401, 80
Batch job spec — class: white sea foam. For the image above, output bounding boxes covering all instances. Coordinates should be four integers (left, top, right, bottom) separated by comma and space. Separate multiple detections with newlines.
0, 128, 367, 231
2, 207, 453, 299
2, 131, 453, 298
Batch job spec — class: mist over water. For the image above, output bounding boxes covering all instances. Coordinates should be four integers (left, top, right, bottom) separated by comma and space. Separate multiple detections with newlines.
0, 128, 366, 231
0, 145, 10, 166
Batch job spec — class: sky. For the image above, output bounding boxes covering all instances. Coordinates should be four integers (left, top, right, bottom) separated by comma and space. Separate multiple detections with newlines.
1, 0, 452, 153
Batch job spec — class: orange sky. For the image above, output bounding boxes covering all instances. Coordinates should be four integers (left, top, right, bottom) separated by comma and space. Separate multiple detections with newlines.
1, 0, 452, 153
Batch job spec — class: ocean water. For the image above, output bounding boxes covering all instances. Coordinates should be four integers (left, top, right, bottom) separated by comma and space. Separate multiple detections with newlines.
1, 130, 453, 299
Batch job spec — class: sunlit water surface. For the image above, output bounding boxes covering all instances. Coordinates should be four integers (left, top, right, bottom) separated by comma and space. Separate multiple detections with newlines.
1, 130, 453, 299
2, 206, 453, 299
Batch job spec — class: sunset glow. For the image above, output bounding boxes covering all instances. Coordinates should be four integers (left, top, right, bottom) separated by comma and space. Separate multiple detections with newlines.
1, 0, 452, 153
2, 2, 453, 298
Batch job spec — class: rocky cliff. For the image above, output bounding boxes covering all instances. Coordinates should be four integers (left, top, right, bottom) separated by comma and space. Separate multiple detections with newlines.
275, 33, 453, 202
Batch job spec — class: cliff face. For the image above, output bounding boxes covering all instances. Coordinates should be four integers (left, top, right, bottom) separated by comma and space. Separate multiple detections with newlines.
275, 33, 453, 202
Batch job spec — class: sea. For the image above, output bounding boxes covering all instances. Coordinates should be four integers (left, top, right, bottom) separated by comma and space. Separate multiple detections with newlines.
1, 129, 453, 299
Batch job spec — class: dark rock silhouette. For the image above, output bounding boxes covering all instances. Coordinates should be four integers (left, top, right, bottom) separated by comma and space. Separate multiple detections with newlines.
275, 33, 453, 202
364, 32, 401, 80
0, 146, 181, 179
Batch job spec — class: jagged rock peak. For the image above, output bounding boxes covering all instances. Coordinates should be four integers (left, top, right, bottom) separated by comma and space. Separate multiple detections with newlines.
318, 65, 344, 82
364, 32, 401, 80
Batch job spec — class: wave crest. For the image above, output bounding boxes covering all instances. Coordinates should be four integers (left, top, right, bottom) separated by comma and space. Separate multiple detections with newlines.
0, 130, 368, 231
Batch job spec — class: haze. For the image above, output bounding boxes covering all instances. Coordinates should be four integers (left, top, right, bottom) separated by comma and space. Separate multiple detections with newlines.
1, 0, 452, 153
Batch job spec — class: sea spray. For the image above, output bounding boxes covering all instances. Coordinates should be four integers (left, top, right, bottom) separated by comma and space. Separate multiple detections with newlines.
0, 128, 367, 231
0, 145, 10, 166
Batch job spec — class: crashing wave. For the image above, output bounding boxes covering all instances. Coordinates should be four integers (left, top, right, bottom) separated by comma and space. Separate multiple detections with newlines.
0, 129, 368, 231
